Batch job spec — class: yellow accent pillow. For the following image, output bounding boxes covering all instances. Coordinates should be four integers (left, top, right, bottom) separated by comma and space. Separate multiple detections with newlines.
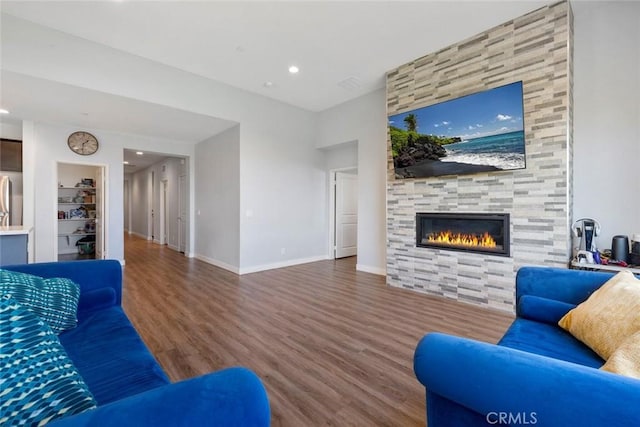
558, 270, 640, 360
601, 332, 640, 379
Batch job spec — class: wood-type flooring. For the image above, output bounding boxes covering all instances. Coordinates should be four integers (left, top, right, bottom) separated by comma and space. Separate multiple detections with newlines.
121, 234, 513, 426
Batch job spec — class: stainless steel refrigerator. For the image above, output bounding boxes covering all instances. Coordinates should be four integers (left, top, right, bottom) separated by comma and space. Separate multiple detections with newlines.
0, 176, 10, 226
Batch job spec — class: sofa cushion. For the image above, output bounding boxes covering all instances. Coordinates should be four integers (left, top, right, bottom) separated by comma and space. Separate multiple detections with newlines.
558, 270, 640, 360
518, 295, 576, 325
58, 306, 170, 405
0, 269, 80, 334
601, 331, 640, 379
76, 287, 117, 322
0, 295, 96, 426
498, 318, 603, 368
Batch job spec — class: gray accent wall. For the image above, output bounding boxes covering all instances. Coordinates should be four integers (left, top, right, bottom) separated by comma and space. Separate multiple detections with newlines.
385, 2, 573, 312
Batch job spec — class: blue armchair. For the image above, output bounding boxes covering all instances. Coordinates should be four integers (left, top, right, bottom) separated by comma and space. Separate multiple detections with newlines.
414, 267, 640, 426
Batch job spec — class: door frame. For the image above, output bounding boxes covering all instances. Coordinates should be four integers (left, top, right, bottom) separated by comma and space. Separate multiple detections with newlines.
123, 178, 131, 233
328, 167, 358, 259
159, 179, 168, 245
177, 173, 187, 253
148, 170, 154, 241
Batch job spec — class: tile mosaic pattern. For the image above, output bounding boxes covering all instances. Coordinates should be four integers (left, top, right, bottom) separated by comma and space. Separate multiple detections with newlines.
385, 2, 573, 312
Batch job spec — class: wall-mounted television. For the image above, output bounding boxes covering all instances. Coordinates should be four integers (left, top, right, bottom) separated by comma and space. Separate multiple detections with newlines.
389, 81, 526, 179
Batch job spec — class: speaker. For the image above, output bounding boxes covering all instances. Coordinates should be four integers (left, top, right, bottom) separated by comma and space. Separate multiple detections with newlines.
611, 235, 629, 263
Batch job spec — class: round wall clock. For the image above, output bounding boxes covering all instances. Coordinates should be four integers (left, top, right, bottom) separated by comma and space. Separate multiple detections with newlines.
67, 131, 99, 155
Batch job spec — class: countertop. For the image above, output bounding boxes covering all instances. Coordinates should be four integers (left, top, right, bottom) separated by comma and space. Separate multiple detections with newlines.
0, 226, 33, 236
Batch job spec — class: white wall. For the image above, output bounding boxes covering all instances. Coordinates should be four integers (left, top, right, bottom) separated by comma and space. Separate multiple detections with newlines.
239, 114, 327, 273
573, 1, 640, 248
26, 122, 123, 262
22, 121, 194, 263
323, 141, 358, 171
58, 163, 98, 187
194, 125, 240, 270
0, 120, 23, 140
317, 89, 387, 275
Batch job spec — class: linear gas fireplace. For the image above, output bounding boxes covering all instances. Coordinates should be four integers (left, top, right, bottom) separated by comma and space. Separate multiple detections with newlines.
416, 213, 510, 257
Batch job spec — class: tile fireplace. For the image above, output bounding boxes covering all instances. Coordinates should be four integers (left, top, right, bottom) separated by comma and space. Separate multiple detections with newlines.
416, 213, 510, 257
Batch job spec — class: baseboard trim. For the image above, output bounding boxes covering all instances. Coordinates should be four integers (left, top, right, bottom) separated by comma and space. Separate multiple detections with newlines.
239, 255, 329, 275
194, 254, 240, 274
130, 231, 151, 240
193, 254, 333, 275
356, 263, 386, 276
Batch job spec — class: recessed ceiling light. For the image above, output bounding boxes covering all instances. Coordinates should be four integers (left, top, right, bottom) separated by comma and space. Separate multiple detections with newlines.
136, 151, 144, 155
0, 109, 9, 114
263, 81, 274, 88
288, 65, 299, 74
123, 161, 129, 165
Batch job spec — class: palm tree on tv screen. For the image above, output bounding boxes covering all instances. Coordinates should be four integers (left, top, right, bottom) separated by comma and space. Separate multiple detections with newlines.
404, 113, 417, 132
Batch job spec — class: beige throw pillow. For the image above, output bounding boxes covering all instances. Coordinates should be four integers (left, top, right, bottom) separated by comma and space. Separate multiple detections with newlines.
558, 270, 640, 360
601, 332, 640, 379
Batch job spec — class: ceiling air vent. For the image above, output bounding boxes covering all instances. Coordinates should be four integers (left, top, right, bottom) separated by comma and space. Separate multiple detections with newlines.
337, 76, 362, 91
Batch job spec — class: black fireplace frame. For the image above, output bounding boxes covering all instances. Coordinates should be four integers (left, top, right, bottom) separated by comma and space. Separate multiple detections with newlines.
416, 212, 510, 257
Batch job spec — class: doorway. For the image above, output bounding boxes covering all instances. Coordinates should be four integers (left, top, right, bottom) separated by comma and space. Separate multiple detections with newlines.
124, 151, 189, 254
56, 162, 106, 261
329, 169, 358, 259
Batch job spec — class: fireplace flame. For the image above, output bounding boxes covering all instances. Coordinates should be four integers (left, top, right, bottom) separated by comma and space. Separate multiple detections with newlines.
427, 231, 497, 248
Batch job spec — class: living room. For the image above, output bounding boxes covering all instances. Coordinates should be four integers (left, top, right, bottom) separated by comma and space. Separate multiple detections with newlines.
1, 1, 637, 278
1, 1, 639, 426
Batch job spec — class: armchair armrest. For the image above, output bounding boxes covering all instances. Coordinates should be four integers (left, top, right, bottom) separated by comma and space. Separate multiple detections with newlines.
3, 260, 123, 310
48, 367, 270, 427
515, 266, 613, 306
415, 333, 640, 427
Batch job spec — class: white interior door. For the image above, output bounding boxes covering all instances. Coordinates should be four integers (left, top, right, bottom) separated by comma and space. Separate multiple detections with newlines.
149, 171, 154, 240
123, 180, 130, 232
162, 180, 168, 245
95, 166, 106, 259
178, 174, 187, 253
335, 172, 358, 258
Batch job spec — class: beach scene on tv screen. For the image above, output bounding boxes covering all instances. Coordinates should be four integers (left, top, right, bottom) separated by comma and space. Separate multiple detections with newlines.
389, 81, 526, 179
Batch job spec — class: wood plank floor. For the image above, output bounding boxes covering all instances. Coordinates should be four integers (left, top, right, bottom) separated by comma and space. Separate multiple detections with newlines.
121, 234, 513, 426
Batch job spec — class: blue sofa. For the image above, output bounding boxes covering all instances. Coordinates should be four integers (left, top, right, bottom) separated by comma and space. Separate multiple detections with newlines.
4, 260, 270, 426
414, 266, 640, 427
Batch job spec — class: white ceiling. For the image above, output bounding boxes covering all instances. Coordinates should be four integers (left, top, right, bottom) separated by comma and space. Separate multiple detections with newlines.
1, 70, 236, 143
0, 0, 549, 143
123, 149, 176, 174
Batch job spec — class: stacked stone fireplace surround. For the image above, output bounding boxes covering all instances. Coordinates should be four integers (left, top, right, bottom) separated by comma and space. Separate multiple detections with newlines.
386, 1, 574, 312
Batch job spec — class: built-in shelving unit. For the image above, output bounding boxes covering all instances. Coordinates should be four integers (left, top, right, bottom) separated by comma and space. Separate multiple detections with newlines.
57, 184, 97, 257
